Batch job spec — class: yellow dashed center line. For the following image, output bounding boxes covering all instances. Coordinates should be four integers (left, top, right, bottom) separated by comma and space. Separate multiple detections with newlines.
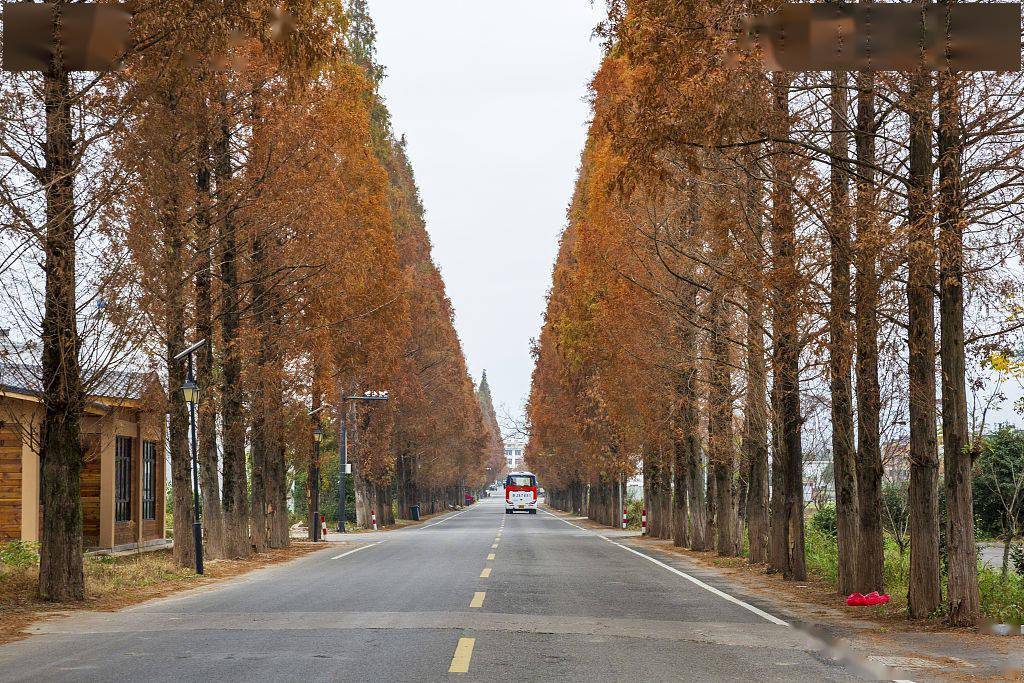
480, 567, 492, 578
470, 591, 486, 608
448, 637, 475, 673
487, 553, 495, 560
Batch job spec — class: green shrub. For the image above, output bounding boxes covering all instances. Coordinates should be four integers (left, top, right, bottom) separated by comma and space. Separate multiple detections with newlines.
804, 526, 839, 585
803, 523, 910, 600
0, 541, 40, 568
882, 535, 911, 602
979, 567, 1024, 624
810, 505, 838, 537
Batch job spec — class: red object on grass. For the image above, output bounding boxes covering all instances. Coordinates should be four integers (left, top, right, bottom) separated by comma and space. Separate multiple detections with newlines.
846, 591, 891, 606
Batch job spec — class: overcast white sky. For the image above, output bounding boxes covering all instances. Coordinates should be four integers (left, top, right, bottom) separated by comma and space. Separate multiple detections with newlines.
367, 1, 607, 434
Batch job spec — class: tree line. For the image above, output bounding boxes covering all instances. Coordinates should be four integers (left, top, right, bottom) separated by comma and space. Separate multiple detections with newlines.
527, 0, 1024, 627
0, 0, 490, 601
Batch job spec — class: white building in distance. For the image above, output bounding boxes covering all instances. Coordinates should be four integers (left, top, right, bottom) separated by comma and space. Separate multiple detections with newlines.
504, 441, 526, 471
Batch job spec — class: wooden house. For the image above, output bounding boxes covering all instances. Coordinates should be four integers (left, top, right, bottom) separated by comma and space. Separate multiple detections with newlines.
0, 365, 167, 552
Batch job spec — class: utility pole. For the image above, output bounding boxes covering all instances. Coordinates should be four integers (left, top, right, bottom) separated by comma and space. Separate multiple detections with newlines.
336, 391, 389, 532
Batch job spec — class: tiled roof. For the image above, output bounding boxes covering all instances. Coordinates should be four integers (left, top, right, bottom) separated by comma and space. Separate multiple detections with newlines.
0, 362, 153, 402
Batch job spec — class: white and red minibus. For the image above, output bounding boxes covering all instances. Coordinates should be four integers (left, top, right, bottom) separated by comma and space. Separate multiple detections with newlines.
505, 471, 539, 514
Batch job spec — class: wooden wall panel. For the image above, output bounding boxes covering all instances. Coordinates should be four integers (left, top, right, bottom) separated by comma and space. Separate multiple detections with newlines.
0, 426, 22, 540
81, 434, 101, 548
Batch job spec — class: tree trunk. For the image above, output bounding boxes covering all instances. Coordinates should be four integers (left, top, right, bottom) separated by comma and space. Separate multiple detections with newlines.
744, 291, 769, 563
647, 444, 671, 539
854, 71, 885, 594
906, 69, 941, 619
677, 186, 703, 550
705, 466, 717, 550
38, 54, 85, 601
267, 297, 289, 548
937, 69, 980, 627
768, 380, 788, 574
163, 187, 196, 570
829, 70, 860, 596
1002, 534, 1011, 581
192, 76, 226, 560
248, 227, 270, 553
709, 287, 735, 556
216, 98, 251, 558
355, 472, 372, 527
672, 379, 692, 547
743, 163, 770, 565
194, 129, 226, 560
771, 74, 806, 581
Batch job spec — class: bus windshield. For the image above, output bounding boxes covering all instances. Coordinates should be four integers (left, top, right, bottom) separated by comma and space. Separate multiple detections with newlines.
506, 474, 536, 487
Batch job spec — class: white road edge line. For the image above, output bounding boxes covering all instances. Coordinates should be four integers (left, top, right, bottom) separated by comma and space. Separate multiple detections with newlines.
420, 508, 470, 529
331, 541, 384, 560
540, 508, 787, 626
540, 509, 918, 683
605, 536, 789, 626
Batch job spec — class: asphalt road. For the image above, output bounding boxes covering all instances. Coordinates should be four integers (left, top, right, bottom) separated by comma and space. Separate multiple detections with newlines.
0, 497, 891, 682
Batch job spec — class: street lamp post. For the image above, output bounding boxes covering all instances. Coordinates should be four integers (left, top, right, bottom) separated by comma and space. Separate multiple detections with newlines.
312, 424, 322, 542
338, 410, 347, 533
174, 339, 206, 575
337, 391, 389, 532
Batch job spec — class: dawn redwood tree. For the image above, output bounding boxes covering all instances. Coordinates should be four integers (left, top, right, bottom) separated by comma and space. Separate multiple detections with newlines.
37, 27, 86, 601
769, 74, 806, 581
828, 71, 859, 595
742, 164, 770, 565
114, 58, 201, 570
476, 371, 506, 480
905, 69, 942, 619
707, 197, 736, 556
937, 70, 980, 626
853, 70, 885, 595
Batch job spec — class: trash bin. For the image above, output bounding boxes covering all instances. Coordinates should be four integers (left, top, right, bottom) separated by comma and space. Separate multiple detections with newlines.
410, 505, 421, 521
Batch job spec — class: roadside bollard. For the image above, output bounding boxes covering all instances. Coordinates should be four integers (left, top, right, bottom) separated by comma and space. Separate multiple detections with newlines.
641, 509, 647, 535
372, 510, 378, 531
622, 506, 627, 530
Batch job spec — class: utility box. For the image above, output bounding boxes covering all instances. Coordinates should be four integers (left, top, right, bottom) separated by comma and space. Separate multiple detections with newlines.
410, 505, 420, 521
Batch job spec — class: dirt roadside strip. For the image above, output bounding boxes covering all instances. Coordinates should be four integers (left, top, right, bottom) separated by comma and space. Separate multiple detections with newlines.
542, 505, 1022, 682
0, 541, 333, 647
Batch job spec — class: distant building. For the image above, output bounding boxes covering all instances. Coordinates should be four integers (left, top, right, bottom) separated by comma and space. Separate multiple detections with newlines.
803, 457, 834, 507
504, 441, 525, 471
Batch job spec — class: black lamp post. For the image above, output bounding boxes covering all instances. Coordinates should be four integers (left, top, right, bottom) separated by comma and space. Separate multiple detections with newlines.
174, 339, 206, 576
312, 424, 323, 542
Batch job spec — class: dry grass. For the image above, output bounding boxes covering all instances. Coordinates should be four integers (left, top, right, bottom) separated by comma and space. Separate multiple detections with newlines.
0, 541, 327, 645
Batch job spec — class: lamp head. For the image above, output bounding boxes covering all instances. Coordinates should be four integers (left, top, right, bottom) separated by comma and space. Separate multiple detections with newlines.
181, 377, 199, 406
313, 426, 323, 443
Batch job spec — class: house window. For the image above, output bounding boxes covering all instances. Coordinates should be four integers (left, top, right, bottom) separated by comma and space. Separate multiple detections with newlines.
115, 436, 132, 522
142, 441, 157, 521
